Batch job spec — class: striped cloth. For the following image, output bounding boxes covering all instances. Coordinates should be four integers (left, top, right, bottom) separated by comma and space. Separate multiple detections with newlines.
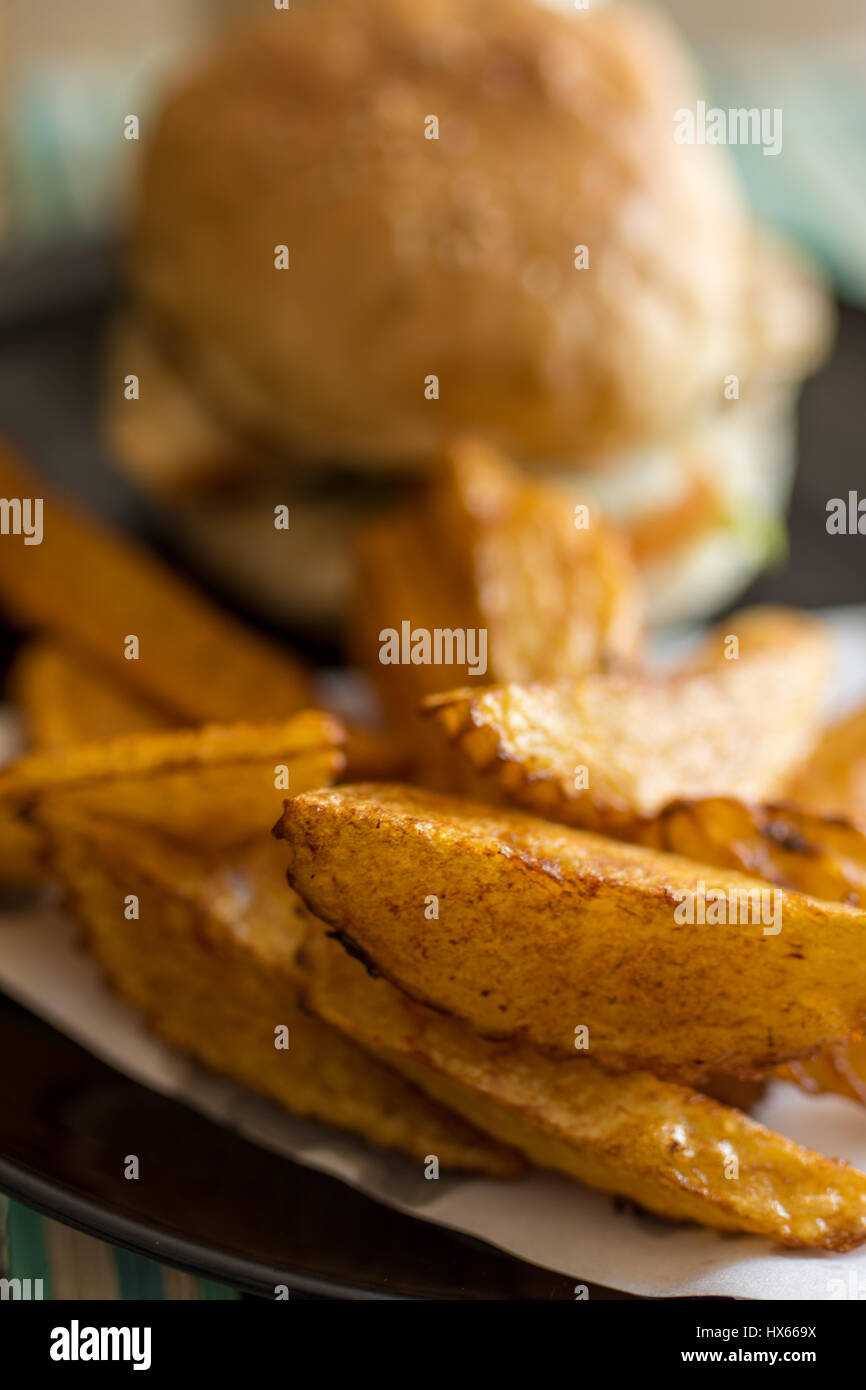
1, 1197, 240, 1301
4, 17, 866, 308
702, 51, 866, 307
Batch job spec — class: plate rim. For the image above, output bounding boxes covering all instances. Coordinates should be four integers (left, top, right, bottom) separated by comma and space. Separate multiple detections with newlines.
0, 1151, 408, 1301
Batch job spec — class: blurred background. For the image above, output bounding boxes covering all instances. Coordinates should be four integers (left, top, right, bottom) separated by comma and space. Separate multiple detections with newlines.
0, 0, 863, 631
0, 0, 865, 1305
3, 0, 866, 300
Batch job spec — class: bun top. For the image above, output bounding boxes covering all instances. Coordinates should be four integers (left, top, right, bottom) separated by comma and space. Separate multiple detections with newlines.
127, 0, 817, 474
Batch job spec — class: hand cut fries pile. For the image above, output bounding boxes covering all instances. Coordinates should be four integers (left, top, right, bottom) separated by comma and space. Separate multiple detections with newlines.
3, 440, 866, 1250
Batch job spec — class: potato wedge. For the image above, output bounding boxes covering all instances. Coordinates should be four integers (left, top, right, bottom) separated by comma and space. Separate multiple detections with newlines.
785, 702, 866, 821
337, 722, 412, 783
0, 446, 312, 722
0, 641, 175, 886
36, 804, 516, 1176
645, 798, 866, 1104
425, 607, 831, 834
11, 641, 172, 749
351, 438, 642, 728
353, 506, 474, 714
780, 1046, 866, 1106
645, 797, 866, 907
276, 783, 866, 1083
427, 439, 643, 679
1, 711, 343, 849
0, 809, 44, 883
300, 926, 866, 1249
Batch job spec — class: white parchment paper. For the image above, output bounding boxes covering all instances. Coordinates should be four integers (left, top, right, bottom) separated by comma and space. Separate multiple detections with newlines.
2, 605, 866, 1300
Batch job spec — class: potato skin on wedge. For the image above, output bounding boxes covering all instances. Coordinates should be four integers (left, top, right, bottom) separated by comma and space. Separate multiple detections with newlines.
644, 797, 866, 907
642, 800, 866, 1100
780, 1045, 866, 1106
301, 928, 866, 1250
0, 710, 344, 850
785, 702, 866, 822
276, 783, 866, 1084
37, 806, 519, 1177
11, 641, 172, 749
352, 439, 642, 723
0, 446, 313, 723
424, 607, 831, 834
0, 808, 43, 884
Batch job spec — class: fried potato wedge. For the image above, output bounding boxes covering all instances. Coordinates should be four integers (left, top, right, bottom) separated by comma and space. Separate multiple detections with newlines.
13, 637, 406, 784
11, 641, 172, 749
427, 439, 643, 679
0, 642, 174, 885
337, 722, 411, 783
645, 797, 866, 907
276, 783, 866, 1083
353, 506, 474, 715
352, 439, 642, 727
0, 446, 312, 722
780, 1046, 866, 1106
0, 808, 43, 883
425, 607, 831, 834
36, 804, 516, 1175
300, 927, 866, 1249
1, 711, 344, 849
638, 797, 866, 1098
785, 702, 866, 821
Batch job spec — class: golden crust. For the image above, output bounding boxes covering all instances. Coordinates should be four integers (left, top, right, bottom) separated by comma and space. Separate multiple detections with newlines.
424, 607, 831, 831
37, 807, 518, 1176
301, 927, 866, 1249
0, 711, 344, 851
785, 702, 866, 822
10, 641, 172, 749
645, 796, 866, 908
0, 447, 313, 723
276, 781, 866, 1083
351, 439, 643, 756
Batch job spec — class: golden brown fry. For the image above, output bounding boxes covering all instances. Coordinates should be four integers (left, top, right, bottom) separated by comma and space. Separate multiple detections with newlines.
422, 605, 866, 1105
1, 711, 344, 849
0, 636, 174, 878
301, 928, 866, 1249
0, 809, 43, 883
276, 782, 866, 1084
646, 797, 866, 907
351, 438, 643, 730
425, 607, 831, 834
10, 641, 172, 749
37, 805, 517, 1176
785, 702, 866, 821
338, 722, 411, 783
647, 797, 866, 1105
779, 1046, 866, 1106
0, 446, 312, 722
0, 641, 175, 886
428, 439, 643, 678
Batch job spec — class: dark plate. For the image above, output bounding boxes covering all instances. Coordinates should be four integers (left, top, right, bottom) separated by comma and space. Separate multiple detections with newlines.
0, 995, 593, 1300
0, 247, 863, 1299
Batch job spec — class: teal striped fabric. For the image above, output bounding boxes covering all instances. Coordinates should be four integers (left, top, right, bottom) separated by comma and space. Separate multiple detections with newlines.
7, 41, 866, 307
1, 1196, 241, 1301
701, 52, 866, 307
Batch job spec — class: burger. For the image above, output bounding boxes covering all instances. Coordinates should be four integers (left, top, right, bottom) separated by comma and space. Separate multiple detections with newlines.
105, 0, 832, 627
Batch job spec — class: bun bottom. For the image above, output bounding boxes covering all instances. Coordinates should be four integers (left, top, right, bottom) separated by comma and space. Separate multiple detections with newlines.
104, 315, 798, 630
151, 411, 796, 632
